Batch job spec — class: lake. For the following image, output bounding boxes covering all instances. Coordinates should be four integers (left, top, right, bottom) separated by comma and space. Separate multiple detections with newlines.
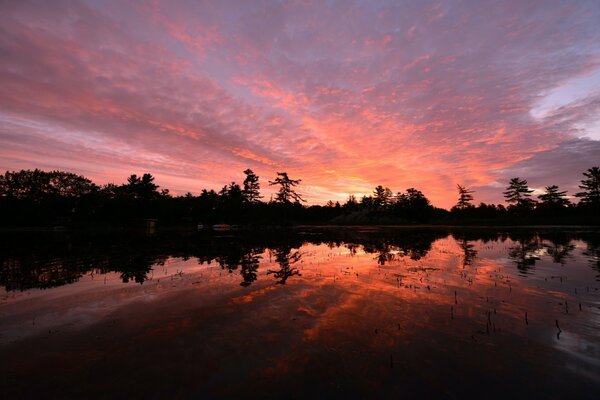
1, 227, 599, 399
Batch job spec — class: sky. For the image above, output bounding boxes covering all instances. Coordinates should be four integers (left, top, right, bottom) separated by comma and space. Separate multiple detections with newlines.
1, 0, 599, 208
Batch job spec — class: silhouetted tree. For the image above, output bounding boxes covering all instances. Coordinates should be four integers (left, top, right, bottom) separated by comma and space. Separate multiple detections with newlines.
220, 182, 244, 203
344, 194, 358, 210
99, 183, 119, 199
0, 169, 97, 200
503, 177, 535, 209
0, 169, 99, 224
123, 173, 160, 200
393, 188, 433, 221
373, 185, 393, 208
3, 166, 600, 227
242, 169, 262, 203
216, 182, 245, 222
575, 167, 600, 206
361, 195, 374, 208
455, 184, 474, 210
269, 172, 305, 204
538, 185, 569, 207
399, 188, 430, 208
199, 189, 219, 207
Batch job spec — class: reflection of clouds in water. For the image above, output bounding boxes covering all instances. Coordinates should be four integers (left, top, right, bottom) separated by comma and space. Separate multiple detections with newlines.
1, 229, 600, 397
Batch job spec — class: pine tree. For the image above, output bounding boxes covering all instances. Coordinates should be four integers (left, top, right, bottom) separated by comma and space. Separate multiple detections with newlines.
455, 184, 474, 209
242, 169, 262, 203
124, 173, 159, 199
538, 185, 569, 207
344, 194, 358, 209
269, 172, 305, 204
575, 167, 600, 205
373, 185, 393, 208
503, 177, 535, 208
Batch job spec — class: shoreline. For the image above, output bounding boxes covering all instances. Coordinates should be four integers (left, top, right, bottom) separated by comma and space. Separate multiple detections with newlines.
1, 223, 600, 233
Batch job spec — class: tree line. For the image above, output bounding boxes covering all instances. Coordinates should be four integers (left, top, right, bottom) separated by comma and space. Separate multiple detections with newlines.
0, 169, 311, 226
0, 166, 598, 226
324, 167, 599, 224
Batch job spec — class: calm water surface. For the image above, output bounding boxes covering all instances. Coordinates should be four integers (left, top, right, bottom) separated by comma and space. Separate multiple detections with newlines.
1, 227, 599, 398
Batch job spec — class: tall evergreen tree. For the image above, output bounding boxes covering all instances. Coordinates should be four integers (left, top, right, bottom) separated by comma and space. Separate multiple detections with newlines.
503, 177, 535, 208
575, 167, 600, 205
223, 182, 243, 203
269, 172, 305, 204
455, 184, 474, 209
373, 185, 393, 208
344, 194, 358, 210
242, 169, 262, 203
538, 185, 569, 207
361, 195, 374, 208
124, 173, 160, 200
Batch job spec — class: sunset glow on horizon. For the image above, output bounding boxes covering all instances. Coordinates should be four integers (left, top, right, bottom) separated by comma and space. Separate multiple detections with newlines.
1, 0, 599, 208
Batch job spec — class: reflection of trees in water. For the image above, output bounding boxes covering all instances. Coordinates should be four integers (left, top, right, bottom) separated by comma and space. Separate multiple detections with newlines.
0, 230, 443, 290
267, 245, 302, 284
3, 229, 599, 291
375, 245, 394, 265
0, 250, 164, 291
546, 242, 575, 265
364, 243, 394, 265
346, 243, 359, 256
363, 244, 392, 265
216, 250, 244, 273
0, 233, 178, 291
507, 232, 584, 273
459, 239, 478, 268
240, 251, 261, 287
506, 232, 578, 272
361, 232, 439, 265
577, 232, 600, 281
327, 240, 343, 249
507, 234, 542, 274
207, 244, 265, 286
451, 233, 478, 268
118, 255, 167, 284
540, 232, 575, 265
395, 234, 435, 261
0, 258, 88, 291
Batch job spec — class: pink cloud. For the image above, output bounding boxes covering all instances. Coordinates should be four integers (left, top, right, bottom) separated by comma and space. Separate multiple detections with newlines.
1, 0, 599, 207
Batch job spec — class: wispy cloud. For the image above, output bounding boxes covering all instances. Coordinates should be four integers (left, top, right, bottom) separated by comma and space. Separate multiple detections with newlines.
1, 0, 599, 207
